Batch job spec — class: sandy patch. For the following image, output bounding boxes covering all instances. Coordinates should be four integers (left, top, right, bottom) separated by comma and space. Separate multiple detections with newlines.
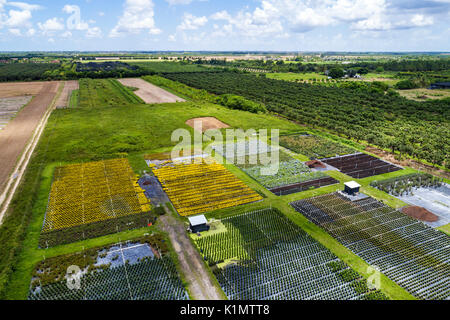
117, 78, 185, 104
55, 80, 79, 109
186, 117, 230, 132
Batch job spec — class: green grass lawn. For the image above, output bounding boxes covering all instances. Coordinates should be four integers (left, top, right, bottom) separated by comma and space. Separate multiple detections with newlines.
438, 224, 450, 236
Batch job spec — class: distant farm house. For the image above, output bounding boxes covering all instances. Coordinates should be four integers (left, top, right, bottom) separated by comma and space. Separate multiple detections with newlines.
430, 82, 450, 90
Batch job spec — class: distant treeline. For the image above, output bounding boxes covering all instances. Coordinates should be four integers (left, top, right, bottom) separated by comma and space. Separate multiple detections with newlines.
196, 58, 450, 73
0, 63, 60, 82
0, 61, 221, 82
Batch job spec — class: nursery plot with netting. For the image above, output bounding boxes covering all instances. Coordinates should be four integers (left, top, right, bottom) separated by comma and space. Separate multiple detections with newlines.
371, 173, 449, 228
322, 153, 402, 179
40, 158, 153, 247
279, 134, 357, 159
151, 157, 263, 216
291, 193, 450, 300
193, 208, 388, 300
29, 236, 188, 300
216, 140, 338, 196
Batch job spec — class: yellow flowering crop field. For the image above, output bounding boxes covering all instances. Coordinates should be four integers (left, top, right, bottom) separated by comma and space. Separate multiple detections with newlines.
152, 158, 263, 216
42, 158, 150, 232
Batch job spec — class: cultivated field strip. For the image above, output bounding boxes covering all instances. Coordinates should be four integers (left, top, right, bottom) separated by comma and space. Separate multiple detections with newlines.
291, 193, 450, 300
55, 80, 79, 109
195, 208, 388, 300
43, 158, 150, 232
29, 242, 188, 300
279, 134, 357, 159
322, 153, 401, 179
152, 158, 263, 216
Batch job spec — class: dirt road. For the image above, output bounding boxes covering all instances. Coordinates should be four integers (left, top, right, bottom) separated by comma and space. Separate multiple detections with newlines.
0, 82, 60, 197
118, 78, 185, 104
160, 214, 224, 300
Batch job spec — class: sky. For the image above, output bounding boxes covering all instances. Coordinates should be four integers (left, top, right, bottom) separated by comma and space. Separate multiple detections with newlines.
0, 0, 449, 52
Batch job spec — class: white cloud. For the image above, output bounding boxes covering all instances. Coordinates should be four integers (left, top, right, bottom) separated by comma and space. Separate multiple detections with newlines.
178, 13, 207, 31
165, 0, 192, 4
38, 17, 65, 34
8, 2, 42, 11
110, 0, 161, 37
8, 27, 20, 35
211, 10, 231, 21
61, 30, 72, 38
209, 0, 437, 37
5, 9, 31, 27
410, 14, 434, 27
0, 1, 41, 32
86, 26, 102, 38
25, 27, 34, 36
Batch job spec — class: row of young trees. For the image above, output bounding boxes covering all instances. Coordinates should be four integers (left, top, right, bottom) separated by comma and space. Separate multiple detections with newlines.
162, 72, 449, 168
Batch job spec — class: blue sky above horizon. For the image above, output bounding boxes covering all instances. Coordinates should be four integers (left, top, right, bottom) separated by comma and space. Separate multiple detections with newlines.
0, 0, 449, 52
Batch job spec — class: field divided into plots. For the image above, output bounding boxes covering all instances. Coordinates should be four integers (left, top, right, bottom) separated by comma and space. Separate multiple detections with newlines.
194, 208, 388, 300
40, 158, 153, 247
151, 157, 262, 216
322, 153, 402, 179
215, 140, 338, 196
29, 237, 188, 300
291, 193, 450, 300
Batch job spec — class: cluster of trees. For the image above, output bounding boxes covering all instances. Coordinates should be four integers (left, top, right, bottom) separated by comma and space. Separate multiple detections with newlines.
215, 94, 267, 113
195, 57, 450, 74
163, 72, 449, 168
0, 63, 60, 82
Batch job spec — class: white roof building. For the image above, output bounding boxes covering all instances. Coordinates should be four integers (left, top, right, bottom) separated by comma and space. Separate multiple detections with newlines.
188, 215, 208, 226
345, 181, 361, 189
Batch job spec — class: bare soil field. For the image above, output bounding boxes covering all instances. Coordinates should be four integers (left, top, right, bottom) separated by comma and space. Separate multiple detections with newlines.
0, 96, 32, 131
55, 80, 79, 109
0, 82, 60, 194
402, 206, 439, 222
118, 78, 185, 104
0, 82, 45, 98
186, 117, 230, 132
